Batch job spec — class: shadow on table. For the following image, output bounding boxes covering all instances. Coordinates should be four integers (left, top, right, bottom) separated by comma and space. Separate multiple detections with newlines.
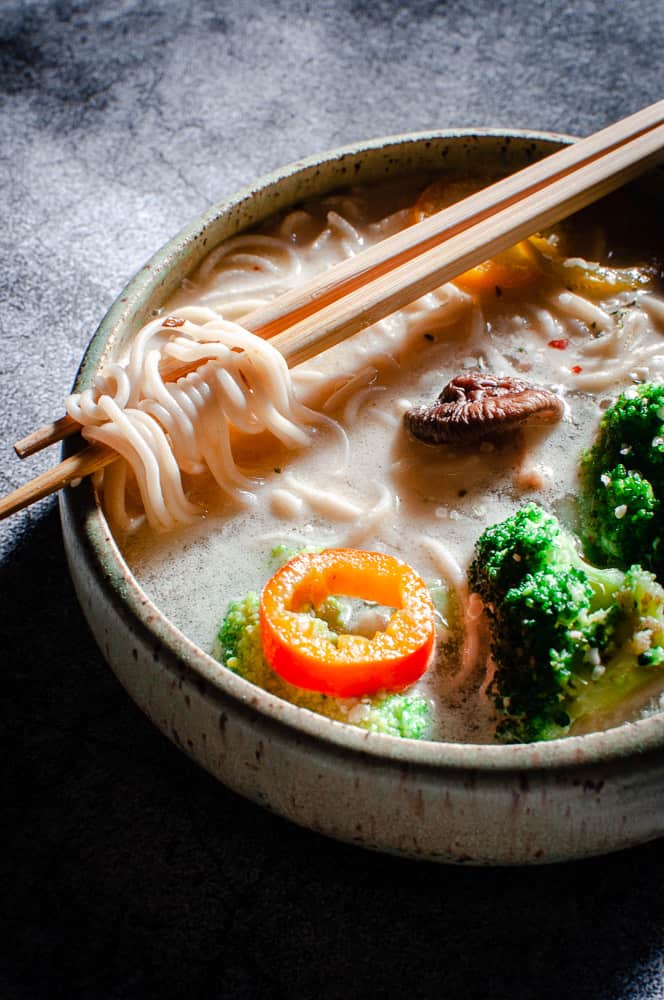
1, 505, 662, 1000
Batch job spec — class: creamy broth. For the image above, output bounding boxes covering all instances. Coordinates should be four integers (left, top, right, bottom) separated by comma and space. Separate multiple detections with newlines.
113, 175, 664, 743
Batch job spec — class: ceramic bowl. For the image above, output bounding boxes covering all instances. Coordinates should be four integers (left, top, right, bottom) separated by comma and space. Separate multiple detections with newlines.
60, 130, 664, 865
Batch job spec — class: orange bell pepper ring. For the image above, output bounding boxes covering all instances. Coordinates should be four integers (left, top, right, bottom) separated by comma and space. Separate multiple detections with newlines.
259, 549, 435, 697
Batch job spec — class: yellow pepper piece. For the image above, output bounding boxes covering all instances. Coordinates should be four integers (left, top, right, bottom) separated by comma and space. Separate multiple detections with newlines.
529, 235, 652, 298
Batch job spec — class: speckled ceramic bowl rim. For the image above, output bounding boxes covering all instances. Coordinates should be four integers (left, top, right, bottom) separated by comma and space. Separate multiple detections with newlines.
65, 128, 664, 775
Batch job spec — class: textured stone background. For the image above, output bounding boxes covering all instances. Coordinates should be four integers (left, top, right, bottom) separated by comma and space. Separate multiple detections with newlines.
2, 1, 664, 997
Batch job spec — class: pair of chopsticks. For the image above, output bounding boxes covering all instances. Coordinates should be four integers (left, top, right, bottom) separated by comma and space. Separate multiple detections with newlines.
3, 99, 664, 521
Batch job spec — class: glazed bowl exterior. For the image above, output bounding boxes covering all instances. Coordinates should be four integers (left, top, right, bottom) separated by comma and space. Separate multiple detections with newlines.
60, 130, 664, 864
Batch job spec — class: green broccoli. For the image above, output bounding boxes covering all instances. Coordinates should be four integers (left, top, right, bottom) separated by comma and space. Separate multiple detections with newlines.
269, 542, 322, 569
214, 591, 431, 739
469, 502, 664, 742
580, 383, 664, 573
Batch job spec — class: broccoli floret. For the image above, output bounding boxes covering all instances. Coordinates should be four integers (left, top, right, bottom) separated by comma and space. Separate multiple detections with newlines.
581, 464, 658, 567
214, 592, 430, 740
469, 503, 664, 742
469, 502, 578, 598
269, 542, 322, 569
580, 383, 664, 573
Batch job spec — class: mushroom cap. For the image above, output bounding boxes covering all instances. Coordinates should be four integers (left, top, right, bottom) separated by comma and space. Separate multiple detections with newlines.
404, 373, 564, 445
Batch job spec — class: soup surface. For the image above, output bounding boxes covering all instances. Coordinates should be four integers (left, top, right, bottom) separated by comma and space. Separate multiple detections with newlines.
112, 173, 664, 743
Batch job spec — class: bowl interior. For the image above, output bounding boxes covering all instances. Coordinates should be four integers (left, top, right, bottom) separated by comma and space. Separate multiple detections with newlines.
67, 129, 664, 775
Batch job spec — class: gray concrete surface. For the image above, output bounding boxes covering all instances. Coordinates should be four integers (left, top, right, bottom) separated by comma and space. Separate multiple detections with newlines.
2, 1, 664, 997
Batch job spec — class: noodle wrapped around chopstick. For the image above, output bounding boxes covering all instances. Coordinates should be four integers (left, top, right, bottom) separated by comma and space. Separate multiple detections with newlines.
65, 315, 322, 533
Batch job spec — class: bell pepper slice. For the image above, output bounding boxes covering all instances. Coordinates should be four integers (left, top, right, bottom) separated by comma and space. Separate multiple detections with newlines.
453, 241, 542, 293
528, 234, 652, 297
259, 548, 435, 697
414, 177, 542, 293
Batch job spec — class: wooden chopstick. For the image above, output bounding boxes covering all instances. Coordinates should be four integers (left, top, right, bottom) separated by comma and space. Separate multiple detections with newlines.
0, 445, 113, 520
14, 98, 664, 460
269, 118, 664, 367
3, 104, 664, 521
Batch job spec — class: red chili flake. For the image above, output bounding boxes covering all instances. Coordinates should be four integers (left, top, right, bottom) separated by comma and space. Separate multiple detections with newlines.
162, 316, 185, 328
571, 365, 583, 374
547, 338, 569, 350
